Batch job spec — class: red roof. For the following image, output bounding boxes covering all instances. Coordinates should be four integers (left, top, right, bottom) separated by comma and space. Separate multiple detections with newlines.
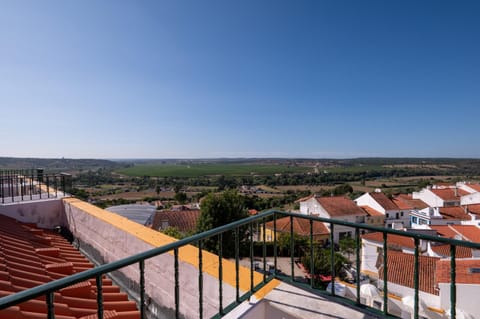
360, 206, 384, 217
151, 209, 201, 233
430, 244, 472, 258
464, 184, 480, 192
436, 259, 480, 284
430, 188, 466, 201
379, 250, 439, 295
392, 194, 429, 210
265, 216, 330, 238
369, 192, 399, 210
439, 207, 470, 220
362, 232, 416, 249
0, 215, 139, 319
429, 225, 459, 239
430, 225, 480, 243
466, 204, 480, 215
316, 196, 366, 217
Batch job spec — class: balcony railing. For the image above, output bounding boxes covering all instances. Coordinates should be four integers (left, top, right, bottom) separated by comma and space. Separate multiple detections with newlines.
0, 210, 478, 319
0, 169, 72, 204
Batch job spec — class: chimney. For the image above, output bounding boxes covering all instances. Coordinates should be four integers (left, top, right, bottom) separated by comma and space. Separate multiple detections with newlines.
454, 187, 458, 197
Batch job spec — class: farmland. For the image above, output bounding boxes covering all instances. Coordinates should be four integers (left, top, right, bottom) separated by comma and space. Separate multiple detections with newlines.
116, 163, 311, 178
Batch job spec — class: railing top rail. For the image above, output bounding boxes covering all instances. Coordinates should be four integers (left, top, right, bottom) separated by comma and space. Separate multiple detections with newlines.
1, 209, 478, 309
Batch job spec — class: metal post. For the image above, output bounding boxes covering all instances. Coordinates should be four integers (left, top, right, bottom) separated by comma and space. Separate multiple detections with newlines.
355, 227, 361, 305
414, 238, 420, 319
47, 175, 50, 198
174, 248, 180, 319
46, 292, 55, 319
250, 223, 254, 294
218, 234, 223, 315
96, 275, 104, 319
235, 228, 240, 303
330, 223, 335, 296
310, 219, 314, 288
290, 215, 294, 281
383, 232, 388, 316
273, 213, 278, 277
450, 245, 456, 319
262, 218, 266, 283
140, 260, 146, 319
198, 240, 203, 319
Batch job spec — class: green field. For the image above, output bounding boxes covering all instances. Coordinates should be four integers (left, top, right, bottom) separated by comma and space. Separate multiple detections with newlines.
117, 163, 311, 177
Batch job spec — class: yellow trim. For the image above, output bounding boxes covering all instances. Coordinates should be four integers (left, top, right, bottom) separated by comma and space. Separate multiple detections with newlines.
427, 306, 445, 314
63, 198, 279, 297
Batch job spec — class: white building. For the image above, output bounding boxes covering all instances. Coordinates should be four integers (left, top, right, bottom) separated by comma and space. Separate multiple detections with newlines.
298, 195, 366, 243
355, 191, 409, 228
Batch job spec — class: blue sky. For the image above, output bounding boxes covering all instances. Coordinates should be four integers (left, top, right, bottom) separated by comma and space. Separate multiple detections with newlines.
1, 1, 479, 159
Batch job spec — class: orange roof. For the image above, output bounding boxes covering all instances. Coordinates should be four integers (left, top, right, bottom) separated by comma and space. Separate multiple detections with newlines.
430, 244, 472, 258
379, 250, 439, 295
248, 209, 259, 216
151, 209, 201, 233
392, 194, 429, 210
439, 207, 470, 220
430, 188, 466, 201
465, 184, 480, 192
0, 215, 139, 319
436, 259, 480, 284
360, 206, 384, 217
430, 225, 480, 243
369, 192, 399, 210
265, 216, 330, 238
316, 196, 366, 217
362, 232, 415, 249
466, 204, 480, 215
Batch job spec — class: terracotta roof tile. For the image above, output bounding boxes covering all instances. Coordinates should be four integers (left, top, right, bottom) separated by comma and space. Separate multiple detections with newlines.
265, 216, 330, 239
379, 250, 439, 295
151, 209, 201, 233
429, 225, 480, 243
430, 188, 465, 201
466, 204, 480, 215
392, 194, 429, 210
429, 225, 459, 239
436, 259, 480, 284
430, 244, 472, 258
0, 215, 140, 319
369, 192, 399, 210
438, 207, 470, 220
360, 206, 384, 217
362, 232, 415, 249
316, 196, 367, 217
464, 184, 480, 192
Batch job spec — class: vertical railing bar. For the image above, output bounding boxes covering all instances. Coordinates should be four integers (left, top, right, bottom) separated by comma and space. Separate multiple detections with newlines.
414, 237, 420, 319
383, 232, 388, 316
47, 175, 50, 198
30, 172, 33, 200
290, 215, 294, 281
46, 291, 55, 319
450, 244, 456, 319
198, 240, 203, 319
20, 177, 24, 201
355, 227, 361, 305
262, 217, 266, 283
174, 248, 180, 319
55, 176, 58, 198
330, 223, 335, 297
249, 223, 254, 294
218, 234, 223, 315
235, 227, 240, 303
10, 176, 14, 202
273, 213, 278, 277
140, 260, 146, 319
96, 274, 104, 319
310, 219, 314, 288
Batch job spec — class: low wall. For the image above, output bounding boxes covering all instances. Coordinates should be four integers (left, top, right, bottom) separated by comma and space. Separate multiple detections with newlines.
0, 198, 65, 228
62, 198, 246, 319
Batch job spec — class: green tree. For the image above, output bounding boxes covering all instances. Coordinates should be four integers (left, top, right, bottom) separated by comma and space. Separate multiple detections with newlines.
339, 236, 356, 259
277, 232, 308, 257
301, 248, 350, 282
196, 190, 249, 257
162, 226, 183, 239
174, 191, 188, 204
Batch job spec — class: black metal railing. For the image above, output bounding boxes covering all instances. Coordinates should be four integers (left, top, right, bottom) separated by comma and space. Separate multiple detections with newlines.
0, 169, 71, 204
0, 209, 477, 319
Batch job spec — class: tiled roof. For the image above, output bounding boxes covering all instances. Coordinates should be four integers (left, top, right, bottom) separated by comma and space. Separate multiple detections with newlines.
438, 207, 470, 220
464, 184, 480, 192
0, 215, 139, 319
379, 250, 439, 295
430, 225, 480, 243
362, 232, 415, 249
296, 194, 315, 203
316, 196, 367, 217
392, 194, 429, 210
151, 209, 201, 233
436, 259, 480, 284
430, 188, 466, 201
466, 204, 480, 215
369, 192, 399, 210
430, 244, 472, 258
360, 206, 384, 217
248, 209, 259, 216
265, 216, 330, 239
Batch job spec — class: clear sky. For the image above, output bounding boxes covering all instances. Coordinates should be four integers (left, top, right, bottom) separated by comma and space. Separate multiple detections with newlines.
1, 1, 479, 159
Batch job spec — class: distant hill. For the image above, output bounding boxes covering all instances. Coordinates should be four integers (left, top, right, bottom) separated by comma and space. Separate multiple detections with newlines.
0, 157, 125, 173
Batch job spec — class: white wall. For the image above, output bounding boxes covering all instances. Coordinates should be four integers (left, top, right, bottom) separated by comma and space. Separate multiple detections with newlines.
299, 197, 320, 215
413, 189, 444, 208
461, 192, 480, 205
0, 198, 66, 228
355, 193, 386, 214
439, 283, 480, 318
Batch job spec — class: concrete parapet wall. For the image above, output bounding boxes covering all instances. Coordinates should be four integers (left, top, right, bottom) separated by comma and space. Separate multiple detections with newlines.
0, 198, 65, 228
62, 198, 241, 318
